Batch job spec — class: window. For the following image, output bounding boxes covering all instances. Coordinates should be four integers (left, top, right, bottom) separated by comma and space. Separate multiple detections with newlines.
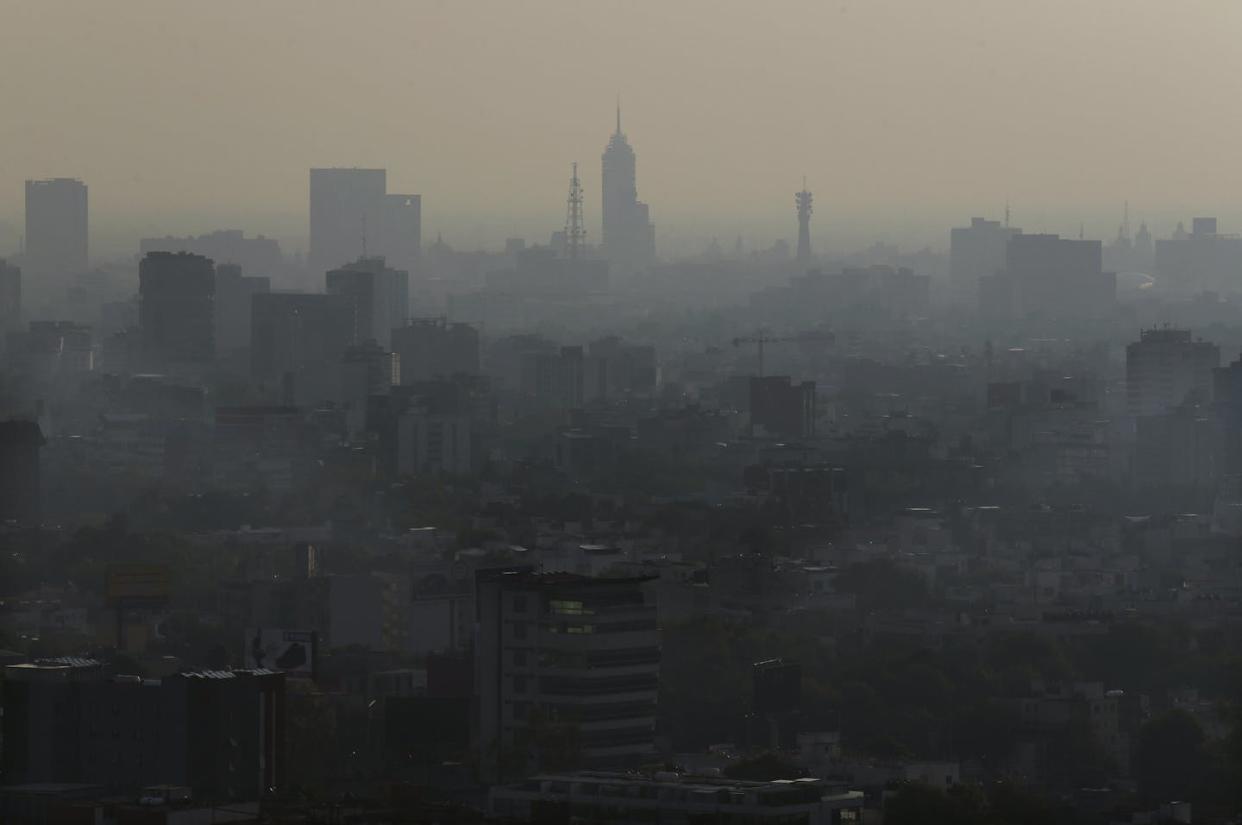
512, 594, 528, 613
514, 650, 528, 667
513, 621, 528, 640
513, 675, 527, 694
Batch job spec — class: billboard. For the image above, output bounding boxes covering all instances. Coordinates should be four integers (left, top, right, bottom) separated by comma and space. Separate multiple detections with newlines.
106, 563, 171, 604
246, 628, 317, 677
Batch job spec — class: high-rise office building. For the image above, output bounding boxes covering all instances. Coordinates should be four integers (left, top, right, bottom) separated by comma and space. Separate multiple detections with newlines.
1126, 327, 1220, 417
213, 263, 271, 354
750, 376, 816, 439
309, 168, 421, 277
950, 217, 1020, 305
0, 420, 44, 525
325, 256, 408, 349
250, 292, 356, 405
2, 659, 285, 799
391, 317, 480, 384
24, 178, 88, 281
600, 107, 655, 271
140, 230, 283, 281
475, 570, 660, 781
138, 251, 216, 367
988, 234, 1114, 320
1154, 216, 1242, 292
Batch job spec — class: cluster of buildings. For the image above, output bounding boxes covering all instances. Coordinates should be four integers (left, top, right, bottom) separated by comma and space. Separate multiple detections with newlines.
6, 116, 1242, 824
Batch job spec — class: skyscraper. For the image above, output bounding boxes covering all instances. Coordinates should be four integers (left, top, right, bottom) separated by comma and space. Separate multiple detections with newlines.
24, 178, 88, 281
600, 106, 655, 271
1126, 327, 1220, 417
949, 217, 1020, 305
325, 256, 408, 348
475, 569, 660, 781
138, 251, 216, 367
309, 168, 421, 278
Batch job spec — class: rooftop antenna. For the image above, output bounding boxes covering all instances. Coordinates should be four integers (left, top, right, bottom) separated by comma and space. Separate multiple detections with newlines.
361, 213, 368, 258
616, 95, 622, 134
1124, 200, 1130, 239
1004, 200, 1010, 228
565, 161, 585, 260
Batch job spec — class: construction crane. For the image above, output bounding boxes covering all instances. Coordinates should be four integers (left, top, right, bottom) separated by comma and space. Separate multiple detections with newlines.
732, 328, 835, 376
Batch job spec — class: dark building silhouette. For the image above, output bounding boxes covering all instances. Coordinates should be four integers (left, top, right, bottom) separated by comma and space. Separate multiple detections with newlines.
2, 659, 284, 799
391, 317, 480, 384
213, 263, 270, 354
138, 251, 216, 367
0, 420, 44, 525
326, 256, 408, 349
0, 259, 21, 347
309, 168, 421, 277
24, 178, 88, 281
950, 216, 1019, 304
1215, 353, 1242, 479
600, 107, 655, 271
475, 571, 660, 781
747, 658, 803, 749
1155, 216, 1242, 292
250, 292, 355, 405
1126, 327, 1219, 417
750, 376, 816, 439
985, 234, 1114, 320
139, 230, 283, 281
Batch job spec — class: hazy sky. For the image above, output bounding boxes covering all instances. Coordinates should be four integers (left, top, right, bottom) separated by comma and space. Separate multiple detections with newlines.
3, 0, 1242, 257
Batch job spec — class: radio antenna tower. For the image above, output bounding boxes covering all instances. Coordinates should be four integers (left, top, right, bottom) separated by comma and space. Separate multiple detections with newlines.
795, 177, 813, 264
565, 161, 585, 260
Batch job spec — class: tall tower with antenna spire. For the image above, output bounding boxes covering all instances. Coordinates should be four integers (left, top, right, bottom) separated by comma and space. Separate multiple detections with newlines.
795, 178, 813, 264
601, 100, 655, 271
565, 162, 585, 260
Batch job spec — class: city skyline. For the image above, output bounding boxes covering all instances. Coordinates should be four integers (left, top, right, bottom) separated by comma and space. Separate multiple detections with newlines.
5, 1, 1242, 256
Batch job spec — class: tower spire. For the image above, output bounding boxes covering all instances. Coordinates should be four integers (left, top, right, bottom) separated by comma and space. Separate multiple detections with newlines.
616, 96, 621, 134
565, 161, 585, 260
796, 179, 813, 265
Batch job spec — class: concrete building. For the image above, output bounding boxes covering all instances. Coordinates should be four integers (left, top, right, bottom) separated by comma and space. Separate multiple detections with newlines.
991, 234, 1114, 320
1126, 327, 1219, 417
600, 108, 655, 272
1, 659, 284, 800
391, 317, 480, 384
949, 216, 1019, 305
138, 252, 216, 368
213, 263, 270, 354
340, 339, 397, 438
250, 292, 355, 405
1155, 216, 1242, 292
139, 230, 282, 282
24, 178, 88, 282
475, 571, 661, 781
325, 256, 408, 349
397, 405, 474, 476
0, 420, 44, 525
488, 772, 864, 824
309, 168, 421, 277
750, 376, 816, 439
